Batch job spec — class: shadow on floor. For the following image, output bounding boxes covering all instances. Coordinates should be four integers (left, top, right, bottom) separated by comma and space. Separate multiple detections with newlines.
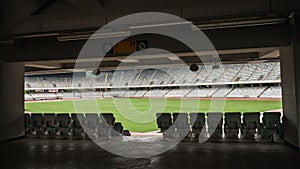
0, 138, 299, 169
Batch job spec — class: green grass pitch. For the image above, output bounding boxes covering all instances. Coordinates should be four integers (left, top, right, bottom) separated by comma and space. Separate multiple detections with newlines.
25, 98, 282, 132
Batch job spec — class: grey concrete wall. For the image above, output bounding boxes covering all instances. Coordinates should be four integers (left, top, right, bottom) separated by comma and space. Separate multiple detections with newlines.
280, 21, 300, 148
0, 61, 24, 141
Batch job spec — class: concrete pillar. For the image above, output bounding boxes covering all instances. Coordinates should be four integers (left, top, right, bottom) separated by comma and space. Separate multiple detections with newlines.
0, 61, 24, 141
280, 20, 300, 148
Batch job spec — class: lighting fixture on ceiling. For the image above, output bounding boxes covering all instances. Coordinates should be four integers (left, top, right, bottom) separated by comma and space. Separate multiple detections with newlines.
57, 31, 131, 41
194, 17, 287, 30
119, 59, 139, 63
129, 21, 191, 29
168, 56, 180, 61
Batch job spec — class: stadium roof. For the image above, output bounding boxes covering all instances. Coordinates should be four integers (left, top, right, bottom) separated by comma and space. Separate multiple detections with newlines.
1, 0, 298, 75
23, 47, 280, 75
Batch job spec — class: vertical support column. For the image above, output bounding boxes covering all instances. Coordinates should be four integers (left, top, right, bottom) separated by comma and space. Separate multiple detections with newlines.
0, 61, 24, 141
280, 20, 300, 148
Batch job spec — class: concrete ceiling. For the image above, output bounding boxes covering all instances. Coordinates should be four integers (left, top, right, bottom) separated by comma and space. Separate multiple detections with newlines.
1, 0, 299, 37
0, 0, 298, 75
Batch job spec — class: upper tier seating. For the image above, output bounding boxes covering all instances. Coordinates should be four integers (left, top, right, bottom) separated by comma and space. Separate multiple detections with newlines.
25, 62, 281, 89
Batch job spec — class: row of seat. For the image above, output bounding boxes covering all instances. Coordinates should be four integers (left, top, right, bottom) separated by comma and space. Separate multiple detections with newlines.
156, 112, 283, 141
24, 113, 129, 138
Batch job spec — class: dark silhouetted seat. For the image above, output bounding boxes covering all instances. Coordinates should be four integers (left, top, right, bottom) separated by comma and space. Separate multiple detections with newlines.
207, 112, 223, 139
30, 113, 44, 135
172, 113, 190, 138
71, 113, 86, 138
189, 112, 206, 139
224, 112, 241, 138
24, 113, 32, 134
112, 122, 123, 136
98, 113, 115, 138
56, 114, 71, 137
122, 130, 131, 136
156, 113, 172, 132
156, 113, 172, 139
43, 113, 57, 136
85, 113, 100, 137
100, 113, 115, 126
85, 113, 100, 128
260, 112, 283, 140
242, 112, 261, 139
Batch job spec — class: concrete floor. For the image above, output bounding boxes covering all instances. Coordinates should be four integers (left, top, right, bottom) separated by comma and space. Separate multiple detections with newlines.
1, 138, 300, 169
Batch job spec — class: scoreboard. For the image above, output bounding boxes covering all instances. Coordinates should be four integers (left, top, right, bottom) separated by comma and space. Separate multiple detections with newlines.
104, 40, 147, 54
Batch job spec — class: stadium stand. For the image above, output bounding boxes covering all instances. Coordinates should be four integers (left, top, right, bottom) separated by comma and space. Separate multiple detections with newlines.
144, 89, 169, 97
164, 88, 192, 97
79, 91, 98, 98
60, 92, 79, 99
134, 89, 148, 97
24, 111, 283, 141
226, 86, 268, 98
153, 112, 283, 141
218, 64, 242, 82
25, 62, 281, 88
186, 87, 219, 97
161, 68, 180, 85
204, 65, 224, 83
24, 113, 123, 138
235, 64, 258, 81
123, 90, 137, 97
260, 86, 282, 98
212, 87, 233, 97
25, 93, 34, 101
24, 62, 282, 100
25, 86, 282, 100
24, 113, 126, 139
27, 92, 62, 100
264, 62, 281, 80
103, 89, 125, 98
249, 62, 275, 81
24, 61, 283, 142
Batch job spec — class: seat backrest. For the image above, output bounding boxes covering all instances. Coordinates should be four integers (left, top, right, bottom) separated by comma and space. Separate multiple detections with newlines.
100, 113, 115, 126
172, 113, 189, 128
243, 112, 260, 127
57, 114, 71, 127
262, 112, 281, 128
71, 113, 85, 128
43, 113, 56, 127
189, 112, 205, 129
31, 113, 43, 127
24, 113, 31, 126
207, 112, 223, 129
85, 113, 100, 128
156, 113, 172, 128
172, 113, 179, 122
225, 112, 241, 127
113, 122, 123, 133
